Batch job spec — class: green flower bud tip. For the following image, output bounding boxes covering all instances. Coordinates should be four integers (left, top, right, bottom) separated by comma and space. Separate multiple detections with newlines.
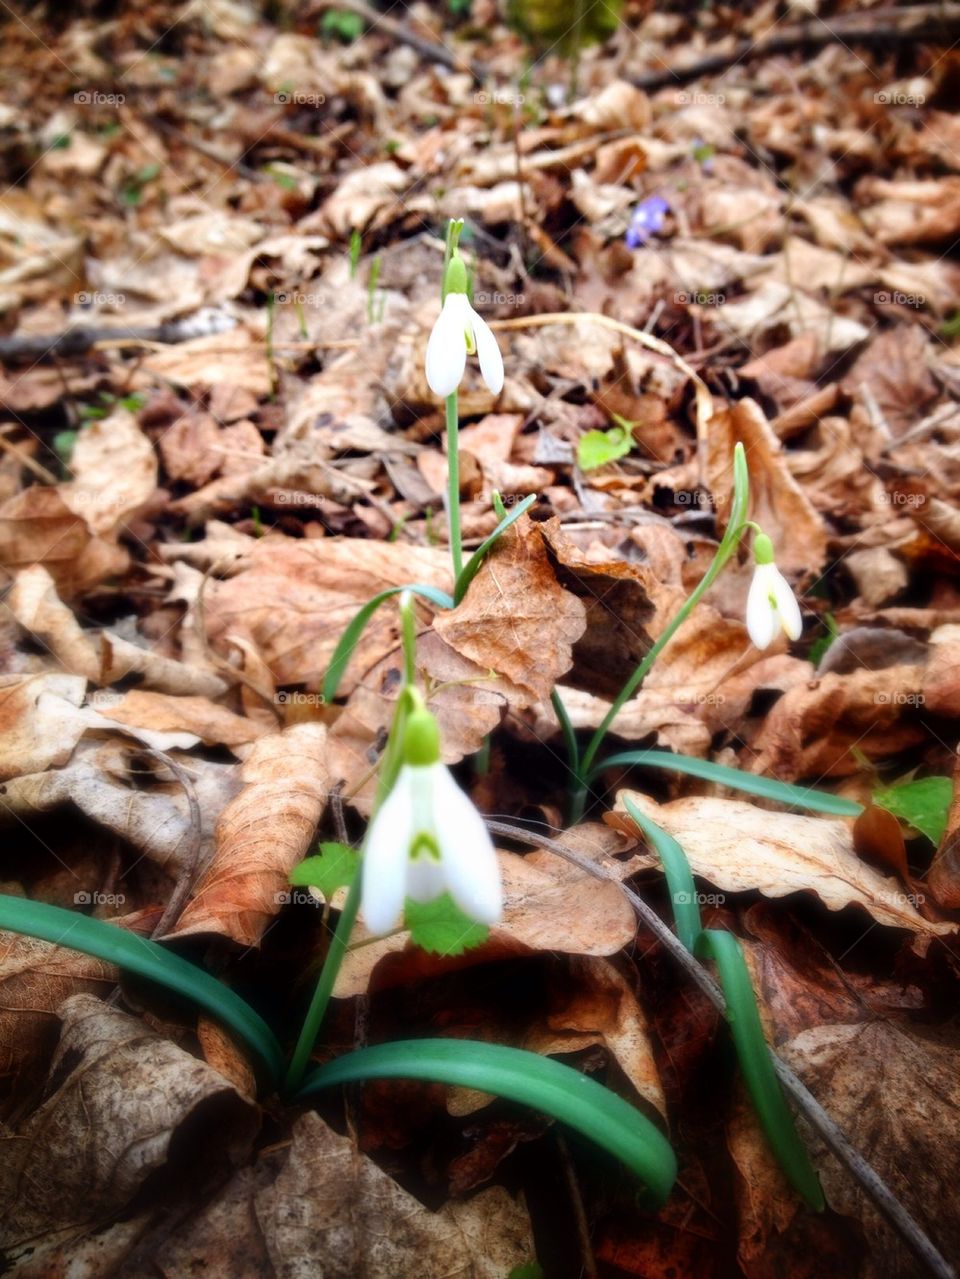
402, 706, 441, 767
753, 532, 775, 565
444, 252, 468, 297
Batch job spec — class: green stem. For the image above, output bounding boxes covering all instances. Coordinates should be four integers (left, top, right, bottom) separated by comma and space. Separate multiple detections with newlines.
399, 591, 417, 686
285, 872, 362, 1094
446, 391, 463, 581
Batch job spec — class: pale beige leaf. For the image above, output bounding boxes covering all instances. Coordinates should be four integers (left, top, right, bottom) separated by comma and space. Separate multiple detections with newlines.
60, 408, 157, 536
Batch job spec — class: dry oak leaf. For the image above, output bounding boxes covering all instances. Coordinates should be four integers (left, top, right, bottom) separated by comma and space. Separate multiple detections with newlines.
777, 1022, 960, 1279
612, 791, 955, 936
334, 847, 637, 997
202, 537, 452, 695
256, 1112, 533, 1278
706, 397, 827, 575
96, 689, 266, 751
0, 930, 114, 1087
59, 407, 157, 537
748, 664, 928, 780
433, 516, 586, 705
172, 722, 329, 946
0, 994, 258, 1262
0, 484, 129, 598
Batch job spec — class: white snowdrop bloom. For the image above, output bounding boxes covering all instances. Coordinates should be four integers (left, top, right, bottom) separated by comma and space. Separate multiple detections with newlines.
746, 533, 802, 650
424, 255, 504, 399
361, 709, 503, 935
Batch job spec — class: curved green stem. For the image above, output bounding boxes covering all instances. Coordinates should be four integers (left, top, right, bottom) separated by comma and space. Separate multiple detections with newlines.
446, 391, 463, 581
284, 871, 362, 1095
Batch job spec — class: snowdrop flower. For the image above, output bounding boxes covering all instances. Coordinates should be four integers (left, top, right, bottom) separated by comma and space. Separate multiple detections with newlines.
746, 532, 802, 650
625, 195, 669, 249
425, 251, 503, 398
361, 705, 503, 934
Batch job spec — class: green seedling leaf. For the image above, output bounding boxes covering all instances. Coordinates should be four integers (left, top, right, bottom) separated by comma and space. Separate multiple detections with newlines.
290, 842, 358, 901
509, 1266, 544, 1279
624, 798, 700, 952
321, 7, 364, 40
873, 776, 952, 845
577, 422, 633, 471
405, 892, 489, 955
696, 929, 825, 1209
53, 429, 78, 464
809, 611, 840, 667
594, 749, 863, 817
299, 1038, 677, 1203
0, 894, 284, 1088
323, 582, 455, 702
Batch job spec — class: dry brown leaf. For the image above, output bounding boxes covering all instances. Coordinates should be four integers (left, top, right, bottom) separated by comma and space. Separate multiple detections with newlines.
172, 723, 329, 946
59, 408, 157, 537
433, 516, 586, 704
0, 994, 258, 1262
0, 931, 115, 1093
95, 689, 266, 751
6, 563, 99, 679
0, 485, 129, 597
612, 790, 955, 935
334, 846, 637, 996
706, 398, 827, 575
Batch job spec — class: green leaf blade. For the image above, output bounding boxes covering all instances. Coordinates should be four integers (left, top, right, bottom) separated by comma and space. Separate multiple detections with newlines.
623, 798, 701, 952
577, 425, 633, 471
298, 1039, 677, 1204
453, 494, 537, 605
0, 895, 284, 1089
596, 750, 863, 817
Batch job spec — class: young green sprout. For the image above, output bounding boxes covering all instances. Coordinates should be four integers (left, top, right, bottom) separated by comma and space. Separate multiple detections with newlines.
746, 532, 802, 650
425, 251, 504, 398
361, 696, 503, 934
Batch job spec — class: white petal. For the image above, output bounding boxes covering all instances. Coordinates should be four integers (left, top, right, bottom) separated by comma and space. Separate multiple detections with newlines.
469, 308, 504, 396
432, 766, 503, 924
361, 770, 414, 934
746, 563, 777, 650
425, 294, 468, 398
770, 567, 802, 640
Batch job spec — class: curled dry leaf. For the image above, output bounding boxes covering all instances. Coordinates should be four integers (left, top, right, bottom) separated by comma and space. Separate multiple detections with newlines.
433, 515, 586, 705
6, 563, 99, 680
172, 723, 329, 946
335, 847, 637, 997
706, 398, 827, 575
202, 537, 452, 694
0, 994, 258, 1263
0, 485, 129, 597
612, 790, 955, 935
95, 689, 266, 751
59, 408, 157, 537
0, 931, 115, 1094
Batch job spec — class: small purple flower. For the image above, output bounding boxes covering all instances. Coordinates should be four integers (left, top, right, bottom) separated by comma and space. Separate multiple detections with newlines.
625, 195, 670, 249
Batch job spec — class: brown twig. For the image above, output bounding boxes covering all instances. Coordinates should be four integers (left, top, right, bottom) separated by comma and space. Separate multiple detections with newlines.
484, 819, 956, 1279
312, 0, 483, 81
628, 4, 960, 91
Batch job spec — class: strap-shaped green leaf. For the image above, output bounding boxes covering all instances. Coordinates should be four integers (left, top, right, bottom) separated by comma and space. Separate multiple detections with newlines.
0, 895, 284, 1089
624, 798, 700, 952
695, 930, 825, 1210
595, 749, 862, 817
322, 583, 455, 702
453, 494, 536, 604
298, 1038, 677, 1204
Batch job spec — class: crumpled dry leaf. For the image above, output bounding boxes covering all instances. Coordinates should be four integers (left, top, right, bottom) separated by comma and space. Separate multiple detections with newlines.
0, 931, 114, 1095
60, 408, 157, 537
0, 485, 129, 597
335, 846, 637, 997
771, 1022, 960, 1278
172, 722, 329, 946
706, 397, 827, 575
433, 516, 586, 704
0, 994, 258, 1263
611, 790, 955, 935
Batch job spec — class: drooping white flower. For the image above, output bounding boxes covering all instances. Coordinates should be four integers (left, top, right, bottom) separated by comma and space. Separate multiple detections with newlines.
361, 708, 503, 935
425, 254, 503, 399
746, 532, 802, 650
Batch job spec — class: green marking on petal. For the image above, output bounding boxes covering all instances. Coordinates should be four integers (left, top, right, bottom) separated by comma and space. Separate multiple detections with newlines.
410, 831, 441, 861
